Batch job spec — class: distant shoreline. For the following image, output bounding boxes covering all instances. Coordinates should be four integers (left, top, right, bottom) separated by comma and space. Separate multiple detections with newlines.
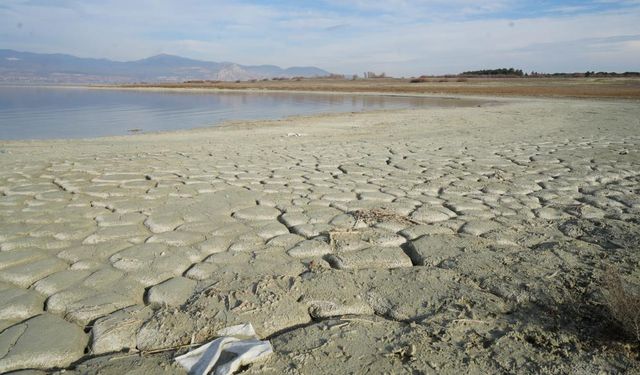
101, 76, 640, 99
4, 76, 640, 100
2, 83, 509, 104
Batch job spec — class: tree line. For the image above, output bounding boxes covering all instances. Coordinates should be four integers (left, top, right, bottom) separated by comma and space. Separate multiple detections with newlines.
460, 68, 640, 78
462, 68, 524, 77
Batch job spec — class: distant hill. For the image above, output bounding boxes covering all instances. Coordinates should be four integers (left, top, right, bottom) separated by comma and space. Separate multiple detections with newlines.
0, 49, 331, 84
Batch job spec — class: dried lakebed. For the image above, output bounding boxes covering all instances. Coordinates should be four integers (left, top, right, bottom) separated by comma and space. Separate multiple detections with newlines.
0, 96, 639, 374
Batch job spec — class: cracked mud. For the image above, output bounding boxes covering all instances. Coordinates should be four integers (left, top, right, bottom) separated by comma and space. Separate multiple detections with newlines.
0, 96, 639, 374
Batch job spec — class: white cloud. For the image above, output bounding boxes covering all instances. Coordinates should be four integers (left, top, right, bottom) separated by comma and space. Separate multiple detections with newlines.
0, 0, 639, 75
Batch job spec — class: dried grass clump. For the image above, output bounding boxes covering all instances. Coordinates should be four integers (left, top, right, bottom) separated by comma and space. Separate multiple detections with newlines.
603, 268, 640, 343
409, 77, 429, 83
351, 208, 421, 226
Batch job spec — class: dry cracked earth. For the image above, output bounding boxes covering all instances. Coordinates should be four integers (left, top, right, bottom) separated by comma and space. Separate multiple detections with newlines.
0, 97, 639, 374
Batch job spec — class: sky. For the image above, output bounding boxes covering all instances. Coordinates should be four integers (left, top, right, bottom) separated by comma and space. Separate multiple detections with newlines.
1, 0, 639, 76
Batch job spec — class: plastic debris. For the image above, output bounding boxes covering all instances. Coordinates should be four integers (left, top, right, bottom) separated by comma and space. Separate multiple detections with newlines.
175, 323, 273, 375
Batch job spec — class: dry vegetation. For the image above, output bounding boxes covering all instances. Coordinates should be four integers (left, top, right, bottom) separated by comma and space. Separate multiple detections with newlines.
350, 208, 421, 226
117, 77, 640, 99
603, 268, 640, 344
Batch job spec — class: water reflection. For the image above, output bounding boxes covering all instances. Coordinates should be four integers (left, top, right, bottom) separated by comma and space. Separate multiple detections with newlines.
0, 86, 471, 140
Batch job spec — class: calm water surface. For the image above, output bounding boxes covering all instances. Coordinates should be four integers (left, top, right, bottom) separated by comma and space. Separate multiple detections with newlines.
0, 86, 462, 140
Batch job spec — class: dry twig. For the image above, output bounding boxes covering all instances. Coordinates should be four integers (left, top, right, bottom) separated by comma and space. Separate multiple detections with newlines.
351, 208, 421, 226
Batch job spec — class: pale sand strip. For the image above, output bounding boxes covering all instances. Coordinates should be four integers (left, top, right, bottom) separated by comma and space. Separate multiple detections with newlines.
0, 96, 639, 373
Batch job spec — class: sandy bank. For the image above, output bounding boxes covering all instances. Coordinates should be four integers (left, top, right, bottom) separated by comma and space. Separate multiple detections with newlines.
108, 76, 640, 99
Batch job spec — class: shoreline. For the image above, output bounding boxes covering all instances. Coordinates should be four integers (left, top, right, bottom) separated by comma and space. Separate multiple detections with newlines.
0, 88, 499, 144
5, 80, 640, 101
4, 82, 522, 101
4, 82, 636, 145
102, 76, 640, 100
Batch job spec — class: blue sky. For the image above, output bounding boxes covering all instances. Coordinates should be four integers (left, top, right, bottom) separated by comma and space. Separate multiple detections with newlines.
1, 0, 639, 75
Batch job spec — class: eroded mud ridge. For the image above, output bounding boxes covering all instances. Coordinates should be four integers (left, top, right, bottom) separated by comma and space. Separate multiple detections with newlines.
0, 98, 639, 374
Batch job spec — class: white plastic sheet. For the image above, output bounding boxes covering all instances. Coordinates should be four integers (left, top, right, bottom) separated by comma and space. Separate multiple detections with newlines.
175, 323, 273, 375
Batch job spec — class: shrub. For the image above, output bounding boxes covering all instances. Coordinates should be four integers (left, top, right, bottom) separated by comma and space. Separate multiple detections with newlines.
409, 78, 428, 83
603, 268, 640, 343
462, 68, 524, 77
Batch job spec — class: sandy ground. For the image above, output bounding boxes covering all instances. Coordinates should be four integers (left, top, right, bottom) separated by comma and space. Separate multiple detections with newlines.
118, 76, 640, 99
0, 95, 639, 374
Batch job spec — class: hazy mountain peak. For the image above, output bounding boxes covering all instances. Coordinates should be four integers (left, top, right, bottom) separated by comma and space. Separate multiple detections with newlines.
136, 54, 196, 63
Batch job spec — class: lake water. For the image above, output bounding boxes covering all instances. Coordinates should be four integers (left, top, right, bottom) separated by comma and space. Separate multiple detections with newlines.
0, 86, 467, 140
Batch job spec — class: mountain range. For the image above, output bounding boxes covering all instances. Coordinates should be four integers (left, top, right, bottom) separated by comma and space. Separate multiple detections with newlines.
0, 49, 331, 84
